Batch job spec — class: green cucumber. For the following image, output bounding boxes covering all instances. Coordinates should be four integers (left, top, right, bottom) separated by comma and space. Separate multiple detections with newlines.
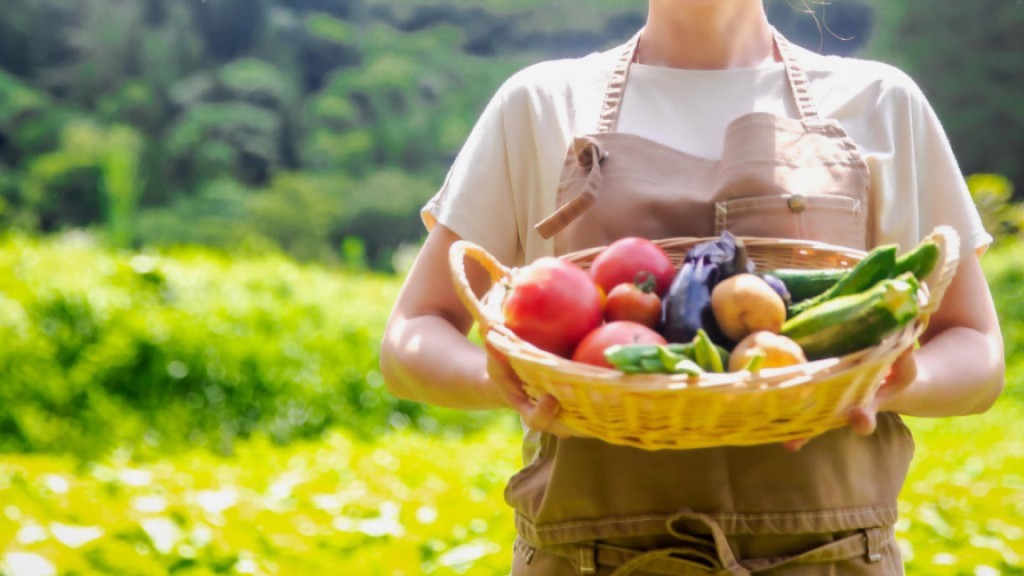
766, 268, 847, 303
787, 245, 898, 318
774, 239, 939, 314
781, 273, 920, 360
895, 240, 940, 280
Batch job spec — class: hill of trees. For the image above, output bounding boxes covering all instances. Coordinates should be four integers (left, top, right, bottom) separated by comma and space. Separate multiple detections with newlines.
0, 0, 1017, 269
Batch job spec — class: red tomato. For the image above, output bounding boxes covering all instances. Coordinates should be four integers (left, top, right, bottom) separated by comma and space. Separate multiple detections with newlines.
605, 282, 662, 329
503, 257, 604, 358
590, 237, 675, 297
571, 321, 667, 369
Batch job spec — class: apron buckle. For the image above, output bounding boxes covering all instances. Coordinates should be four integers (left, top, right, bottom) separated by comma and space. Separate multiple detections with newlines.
864, 526, 886, 563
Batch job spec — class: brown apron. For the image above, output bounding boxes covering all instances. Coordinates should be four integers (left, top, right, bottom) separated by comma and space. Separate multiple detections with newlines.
509, 30, 914, 575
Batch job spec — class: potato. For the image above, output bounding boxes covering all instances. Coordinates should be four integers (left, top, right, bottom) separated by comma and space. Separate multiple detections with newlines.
728, 331, 807, 372
711, 273, 786, 342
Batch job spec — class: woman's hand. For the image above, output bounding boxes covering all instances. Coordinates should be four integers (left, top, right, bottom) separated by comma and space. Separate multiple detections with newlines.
783, 348, 918, 451
485, 342, 578, 439
847, 348, 918, 436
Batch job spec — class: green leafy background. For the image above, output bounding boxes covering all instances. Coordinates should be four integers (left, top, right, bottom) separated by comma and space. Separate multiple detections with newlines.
0, 0, 1022, 574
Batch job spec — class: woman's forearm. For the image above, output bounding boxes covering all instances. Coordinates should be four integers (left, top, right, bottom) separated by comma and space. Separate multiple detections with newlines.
889, 326, 1005, 417
380, 314, 507, 411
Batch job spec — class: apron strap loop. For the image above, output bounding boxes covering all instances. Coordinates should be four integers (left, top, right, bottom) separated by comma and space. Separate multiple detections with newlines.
574, 137, 608, 170
578, 542, 598, 574
534, 138, 607, 239
666, 509, 749, 575
864, 525, 886, 563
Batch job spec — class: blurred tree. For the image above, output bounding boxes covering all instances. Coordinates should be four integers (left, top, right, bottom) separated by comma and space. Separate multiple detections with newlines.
218, 57, 303, 168
297, 12, 362, 92
165, 102, 283, 187
0, 0, 77, 79
100, 126, 143, 248
56, 0, 145, 108
968, 173, 1023, 239
186, 0, 269, 61
135, 178, 257, 249
1, 0, 1016, 268
863, 0, 1024, 198
22, 121, 107, 231
0, 69, 51, 159
248, 172, 351, 261
336, 168, 437, 268
20, 120, 142, 243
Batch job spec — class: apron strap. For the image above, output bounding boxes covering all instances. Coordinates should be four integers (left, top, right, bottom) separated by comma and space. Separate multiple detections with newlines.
662, 510, 751, 575
539, 28, 825, 240
596, 30, 642, 134
529, 512, 894, 575
740, 525, 893, 572
772, 28, 821, 120
534, 137, 607, 239
598, 28, 818, 131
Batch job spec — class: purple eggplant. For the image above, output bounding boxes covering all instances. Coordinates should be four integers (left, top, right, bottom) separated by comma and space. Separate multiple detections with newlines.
662, 232, 753, 346
759, 273, 792, 307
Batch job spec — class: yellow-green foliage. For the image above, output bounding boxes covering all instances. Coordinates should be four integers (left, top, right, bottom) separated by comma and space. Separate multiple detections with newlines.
0, 233, 494, 457
968, 174, 1024, 239
898, 402, 1024, 575
0, 404, 1020, 575
984, 236, 1024, 401
0, 426, 522, 576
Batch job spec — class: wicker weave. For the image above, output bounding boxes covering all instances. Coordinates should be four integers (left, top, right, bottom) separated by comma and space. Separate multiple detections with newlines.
449, 227, 960, 450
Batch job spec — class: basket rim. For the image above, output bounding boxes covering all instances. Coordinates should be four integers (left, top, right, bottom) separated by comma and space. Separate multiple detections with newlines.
487, 321, 919, 394
560, 235, 870, 265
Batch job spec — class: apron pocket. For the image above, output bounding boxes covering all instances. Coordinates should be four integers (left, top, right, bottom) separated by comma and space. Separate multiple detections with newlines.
714, 193, 866, 250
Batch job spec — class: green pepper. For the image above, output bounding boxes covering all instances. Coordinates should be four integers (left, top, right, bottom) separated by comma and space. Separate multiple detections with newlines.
740, 351, 766, 372
692, 329, 728, 373
604, 344, 661, 372
639, 357, 667, 373
657, 345, 691, 372
670, 358, 705, 375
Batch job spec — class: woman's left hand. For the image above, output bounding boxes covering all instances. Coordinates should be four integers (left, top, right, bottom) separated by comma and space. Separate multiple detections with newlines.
783, 348, 918, 451
847, 348, 917, 436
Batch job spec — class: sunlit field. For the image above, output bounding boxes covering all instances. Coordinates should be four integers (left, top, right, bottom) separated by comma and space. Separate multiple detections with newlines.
0, 237, 1021, 575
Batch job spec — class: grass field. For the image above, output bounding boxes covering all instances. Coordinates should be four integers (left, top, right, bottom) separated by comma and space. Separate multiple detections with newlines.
0, 237, 1021, 576
1, 402, 1021, 575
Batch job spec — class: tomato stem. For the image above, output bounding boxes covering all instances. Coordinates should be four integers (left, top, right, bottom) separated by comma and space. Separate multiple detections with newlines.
633, 271, 657, 293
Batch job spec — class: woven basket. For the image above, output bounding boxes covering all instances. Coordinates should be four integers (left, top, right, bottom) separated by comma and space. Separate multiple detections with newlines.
449, 226, 960, 450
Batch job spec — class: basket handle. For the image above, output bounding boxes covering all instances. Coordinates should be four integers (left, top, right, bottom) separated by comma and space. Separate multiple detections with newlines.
918, 225, 960, 317
448, 240, 511, 334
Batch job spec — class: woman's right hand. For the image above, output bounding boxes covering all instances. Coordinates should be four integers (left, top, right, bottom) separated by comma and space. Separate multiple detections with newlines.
485, 341, 578, 439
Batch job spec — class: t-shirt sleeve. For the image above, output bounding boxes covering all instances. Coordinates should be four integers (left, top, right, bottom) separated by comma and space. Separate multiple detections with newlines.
871, 75, 993, 258
421, 83, 521, 266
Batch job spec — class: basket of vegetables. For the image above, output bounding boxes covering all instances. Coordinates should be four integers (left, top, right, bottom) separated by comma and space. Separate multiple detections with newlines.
448, 226, 959, 450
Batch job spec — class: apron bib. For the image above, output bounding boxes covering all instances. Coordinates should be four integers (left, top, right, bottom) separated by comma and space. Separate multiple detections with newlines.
509, 30, 913, 575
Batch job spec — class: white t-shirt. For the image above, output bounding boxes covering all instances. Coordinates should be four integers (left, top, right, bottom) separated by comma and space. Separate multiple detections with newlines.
423, 41, 991, 266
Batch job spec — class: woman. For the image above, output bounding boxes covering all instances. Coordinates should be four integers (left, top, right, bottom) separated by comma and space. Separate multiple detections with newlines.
380, 1, 1005, 573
